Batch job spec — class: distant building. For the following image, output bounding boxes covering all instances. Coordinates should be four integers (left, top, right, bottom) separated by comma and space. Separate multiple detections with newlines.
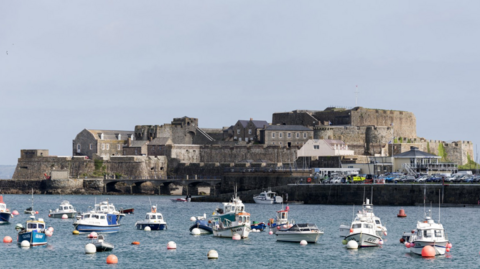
122, 140, 149, 156
73, 129, 134, 159
297, 140, 354, 158
260, 125, 313, 147
232, 119, 269, 143
147, 137, 173, 157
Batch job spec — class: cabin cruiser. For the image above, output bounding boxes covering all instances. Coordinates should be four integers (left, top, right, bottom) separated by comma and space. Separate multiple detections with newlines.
211, 192, 251, 238
93, 201, 125, 221
135, 206, 167, 230
0, 196, 11, 224
407, 210, 449, 256
189, 214, 212, 234
276, 223, 323, 243
344, 214, 382, 247
268, 205, 291, 234
49, 201, 77, 218
17, 215, 48, 246
73, 211, 121, 233
253, 190, 283, 204
339, 199, 387, 238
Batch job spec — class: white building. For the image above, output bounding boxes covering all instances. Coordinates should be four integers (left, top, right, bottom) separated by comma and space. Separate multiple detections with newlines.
297, 139, 354, 158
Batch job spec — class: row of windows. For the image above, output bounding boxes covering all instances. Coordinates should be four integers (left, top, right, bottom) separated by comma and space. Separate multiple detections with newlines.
271, 142, 304, 145
234, 137, 254, 142
272, 132, 307, 138
237, 129, 253, 134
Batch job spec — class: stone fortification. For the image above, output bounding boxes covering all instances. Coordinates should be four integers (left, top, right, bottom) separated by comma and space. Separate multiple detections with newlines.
198, 145, 298, 163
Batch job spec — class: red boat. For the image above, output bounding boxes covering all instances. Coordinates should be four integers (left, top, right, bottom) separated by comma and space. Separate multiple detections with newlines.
119, 208, 134, 214
170, 198, 187, 203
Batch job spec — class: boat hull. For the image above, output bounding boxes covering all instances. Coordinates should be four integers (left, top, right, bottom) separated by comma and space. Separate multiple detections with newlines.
73, 224, 120, 233
276, 231, 322, 243
136, 223, 167, 230
213, 225, 250, 238
0, 212, 11, 224
120, 208, 134, 214
410, 240, 448, 255
344, 232, 382, 247
189, 221, 213, 234
253, 197, 274, 204
94, 241, 114, 252
17, 231, 47, 246
49, 212, 76, 218
251, 223, 267, 231
339, 225, 350, 237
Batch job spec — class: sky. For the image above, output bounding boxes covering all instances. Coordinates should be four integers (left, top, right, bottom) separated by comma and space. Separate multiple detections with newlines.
1, 1, 480, 165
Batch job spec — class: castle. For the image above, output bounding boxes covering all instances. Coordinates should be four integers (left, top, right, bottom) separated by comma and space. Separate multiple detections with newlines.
12, 107, 473, 180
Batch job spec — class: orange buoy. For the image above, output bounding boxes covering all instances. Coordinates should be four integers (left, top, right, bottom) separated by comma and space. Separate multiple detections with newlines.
131, 241, 140, 245
397, 209, 407, 218
3, 236, 12, 243
349, 229, 353, 233
446, 248, 450, 252
106, 254, 118, 264
421, 245, 436, 257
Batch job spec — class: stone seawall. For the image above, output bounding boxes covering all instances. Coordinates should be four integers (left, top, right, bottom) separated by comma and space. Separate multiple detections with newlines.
0, 179, 104, 195
193, 184, 480, 205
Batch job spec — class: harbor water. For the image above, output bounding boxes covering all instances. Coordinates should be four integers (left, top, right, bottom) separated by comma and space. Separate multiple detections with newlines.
0, 194, 477, 268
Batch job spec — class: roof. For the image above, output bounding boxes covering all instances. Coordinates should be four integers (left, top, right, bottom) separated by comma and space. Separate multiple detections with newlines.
393, 147, 440, 159
323, 139, 346, 145
265, 125, 312, 131
237, 120, 269, 128
87, 129, 133, 140
149, 137, 172, 146
126, 141, 148, 148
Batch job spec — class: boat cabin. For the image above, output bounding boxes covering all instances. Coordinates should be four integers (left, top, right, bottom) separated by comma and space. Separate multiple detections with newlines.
145, 213, 164, 221
276, 210, 288, 222
288, 223, 319, 232
95, 202, 116, 212
236, 212, 250, 224
26, 217, 46, 232
218, 203, 245, 214
415, 216, 446, 240
57, 203, 74, 212
82, 213, 107, 221
0, 203, 6, 212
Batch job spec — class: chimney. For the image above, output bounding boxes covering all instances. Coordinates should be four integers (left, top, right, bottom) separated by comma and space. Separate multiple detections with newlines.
128, 137, 132, 147
250, 118, 253, 121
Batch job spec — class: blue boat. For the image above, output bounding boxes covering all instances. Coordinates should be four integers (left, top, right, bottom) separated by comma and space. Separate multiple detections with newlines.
73, 212, 121, 233
0, 196, 12, 224
17, 215, 48, 246
251, 221, 267, 231
135, 206, 167, 230
189, 217, 213, 234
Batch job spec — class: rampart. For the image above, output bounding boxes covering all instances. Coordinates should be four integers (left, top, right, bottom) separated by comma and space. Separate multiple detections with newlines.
198, 145, 298, 163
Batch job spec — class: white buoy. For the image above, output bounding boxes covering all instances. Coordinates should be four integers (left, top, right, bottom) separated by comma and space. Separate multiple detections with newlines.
232, 234, 241, 240
144, 226, 151, 231
207, 249, 219, 259
62, 214, 68, 219
268, 231, 273, 235
346, 240, 359, 249
45, 230, 53, 237
21, 240, 30, 248
190, 216, 196, 221
300, 240, 308, 245
85, 243, 96, 254
48, 227, 54, 232
167, 241, 177, 249
252, 229, 256, 232
191, 228, 201, 235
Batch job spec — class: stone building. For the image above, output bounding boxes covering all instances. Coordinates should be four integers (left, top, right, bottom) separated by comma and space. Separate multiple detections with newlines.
122, 140, 148, 156
230, 119, 269, 143
260, 125, 313, 148
147, 137, 172, 157
73, 129, 134, 159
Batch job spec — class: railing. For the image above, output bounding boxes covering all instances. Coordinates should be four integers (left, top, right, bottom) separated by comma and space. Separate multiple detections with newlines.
224, 167, 311, 173
104, 175, 221, 181
407, 163, 458, 171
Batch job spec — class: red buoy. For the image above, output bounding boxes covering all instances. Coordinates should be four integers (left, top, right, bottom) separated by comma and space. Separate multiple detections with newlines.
106, 254, 118, 264
397, 209, 407, 218
421, 246, 436, 257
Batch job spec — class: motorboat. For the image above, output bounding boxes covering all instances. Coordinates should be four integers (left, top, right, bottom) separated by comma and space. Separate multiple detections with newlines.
93, 235, 114, 252
17, 215, 48, 246
276, 223, 323, 243
253, 190, 283, 204
211, 189, 251, 238
49, 200, 77, 218
119, 208, 134, 214
407, 210, 449, 256
189, 214, 213, 234
94, 201, 125, 220
268, 205, 291, 234
171, 198, 187, 203
24, 207, 34, 214
73, 211, 121, 233
251, 221, 267, 231
0, 196, 11, 224
339, 199, 387, 238
135, 205, 167, 230
344, 215, 382, 247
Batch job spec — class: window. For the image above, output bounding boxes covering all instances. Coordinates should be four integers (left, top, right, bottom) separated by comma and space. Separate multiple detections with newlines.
279, 133, 283, 138
100, 216, 106, 219
239, 138, 242, 141
234, 136, 237, 140
245, 138, 249, 142
101, 144, 105, 150
106, 144, 110, 150
435, 230, 442, 237
424, 230, 432, 238
117, 144, 121, 150
237, 129, 240, 134
303, 132, 307, 138
314, 145, 319, 149
287, 133, 291, 138
135, 149, 138, 155
248, 129, 252, 134
272, 133, 275, 138
89, 144, 92, 150
77, 144, 81, 150
272, 142, 275, 145
296, 132, 299, 138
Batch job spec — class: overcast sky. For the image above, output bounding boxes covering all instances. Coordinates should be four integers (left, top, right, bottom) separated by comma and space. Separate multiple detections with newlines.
1, 1, 479, 165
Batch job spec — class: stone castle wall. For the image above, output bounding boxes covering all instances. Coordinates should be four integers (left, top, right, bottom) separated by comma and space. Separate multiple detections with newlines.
349, 108, 416, 138
198, 145, 298, 163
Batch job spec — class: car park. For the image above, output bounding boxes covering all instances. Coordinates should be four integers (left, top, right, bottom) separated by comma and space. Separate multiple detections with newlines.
415, 176, 427, 183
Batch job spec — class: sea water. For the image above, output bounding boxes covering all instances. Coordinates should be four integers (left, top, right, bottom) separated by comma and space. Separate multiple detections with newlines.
0, 194, 477, 268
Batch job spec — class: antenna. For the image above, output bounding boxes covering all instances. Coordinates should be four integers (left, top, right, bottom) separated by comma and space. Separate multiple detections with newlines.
352, 204, 355, 221
423, 186, 426, 218
438, 189, 441, 223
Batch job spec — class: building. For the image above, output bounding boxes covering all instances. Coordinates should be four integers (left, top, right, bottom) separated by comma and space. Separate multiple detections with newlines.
393, 146, 456, 175
260, 125, 313, 147
122, 140, 149, 156
147, 137, 173, 157
297, 140, 354, 158
231, 119, 269, 143
73, 129, 134, 159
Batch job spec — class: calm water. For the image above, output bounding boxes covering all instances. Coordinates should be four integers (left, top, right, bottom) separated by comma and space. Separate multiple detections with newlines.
0, 194, 477, 268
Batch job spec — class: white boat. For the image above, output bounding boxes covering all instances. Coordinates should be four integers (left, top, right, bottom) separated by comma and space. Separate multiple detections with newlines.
93, 201, 125, 221
93, 235, 114, 252
73, 211, 121, 233
211, 189, 250, 238
49, 201, 77, 218
268, 205, 292, 234
0, 196, 12, 224
408, 210, 449, 256
339, 199, 387, 238
135, 205, 167, 230
253, 190, 283, 204
276, 223, 323, 243
344, 215, 383, 247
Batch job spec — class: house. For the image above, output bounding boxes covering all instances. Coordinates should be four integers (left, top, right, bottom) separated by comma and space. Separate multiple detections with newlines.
122, 140, 149, 156
232, 118, 269, 143
147, 137, 173, 157
393, 146, 456, 174
297, 140, 354, 158
73, 129, 134, 159
260, 125, 313, 148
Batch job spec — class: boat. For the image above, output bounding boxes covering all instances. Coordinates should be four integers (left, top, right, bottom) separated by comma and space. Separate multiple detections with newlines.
343, 213, 383, 247
93, 201, 125, 221
93, 235, 114, 252
251, 221, 267, 231
171, 198, 187, 203
211, 188, 251, 238
339, 198, 387, 238
268, 205, 291, 234
276, 223, 323, 243
119, 208, 134, 214
73, 211, 121, 233
17, 215, 48, 246
189, 214, 213, 234
135, 205, 167, 230
48, 200, 77, 218
253, 190, 283, 204
0, 196, 12, 224
24, 207, 34, 214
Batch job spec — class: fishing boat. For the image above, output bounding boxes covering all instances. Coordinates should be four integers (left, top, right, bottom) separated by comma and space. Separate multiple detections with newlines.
343, 214, 382, 247
73, 211, 121, 233
211, 188, 251, 238
251, 221, 267, 231
24, 207, 34, 214
189, 214, 213, 234
48, 200, 77, 218
276, 223, 323, 243
93, 201, 125, 221
0, 196, 11, 224
253, 189, 283, 204
268, 205, 291, 234
135, 205, 167, 230
339, 198, 387, 238
17, 215, 48, 246
93, 235, 114, 252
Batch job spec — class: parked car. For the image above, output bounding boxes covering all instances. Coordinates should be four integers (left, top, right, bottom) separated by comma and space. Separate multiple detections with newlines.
353, 175, 366, 183
415, 176, 427, 183
427, 176, 441, 182
330, 177, 342, 184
